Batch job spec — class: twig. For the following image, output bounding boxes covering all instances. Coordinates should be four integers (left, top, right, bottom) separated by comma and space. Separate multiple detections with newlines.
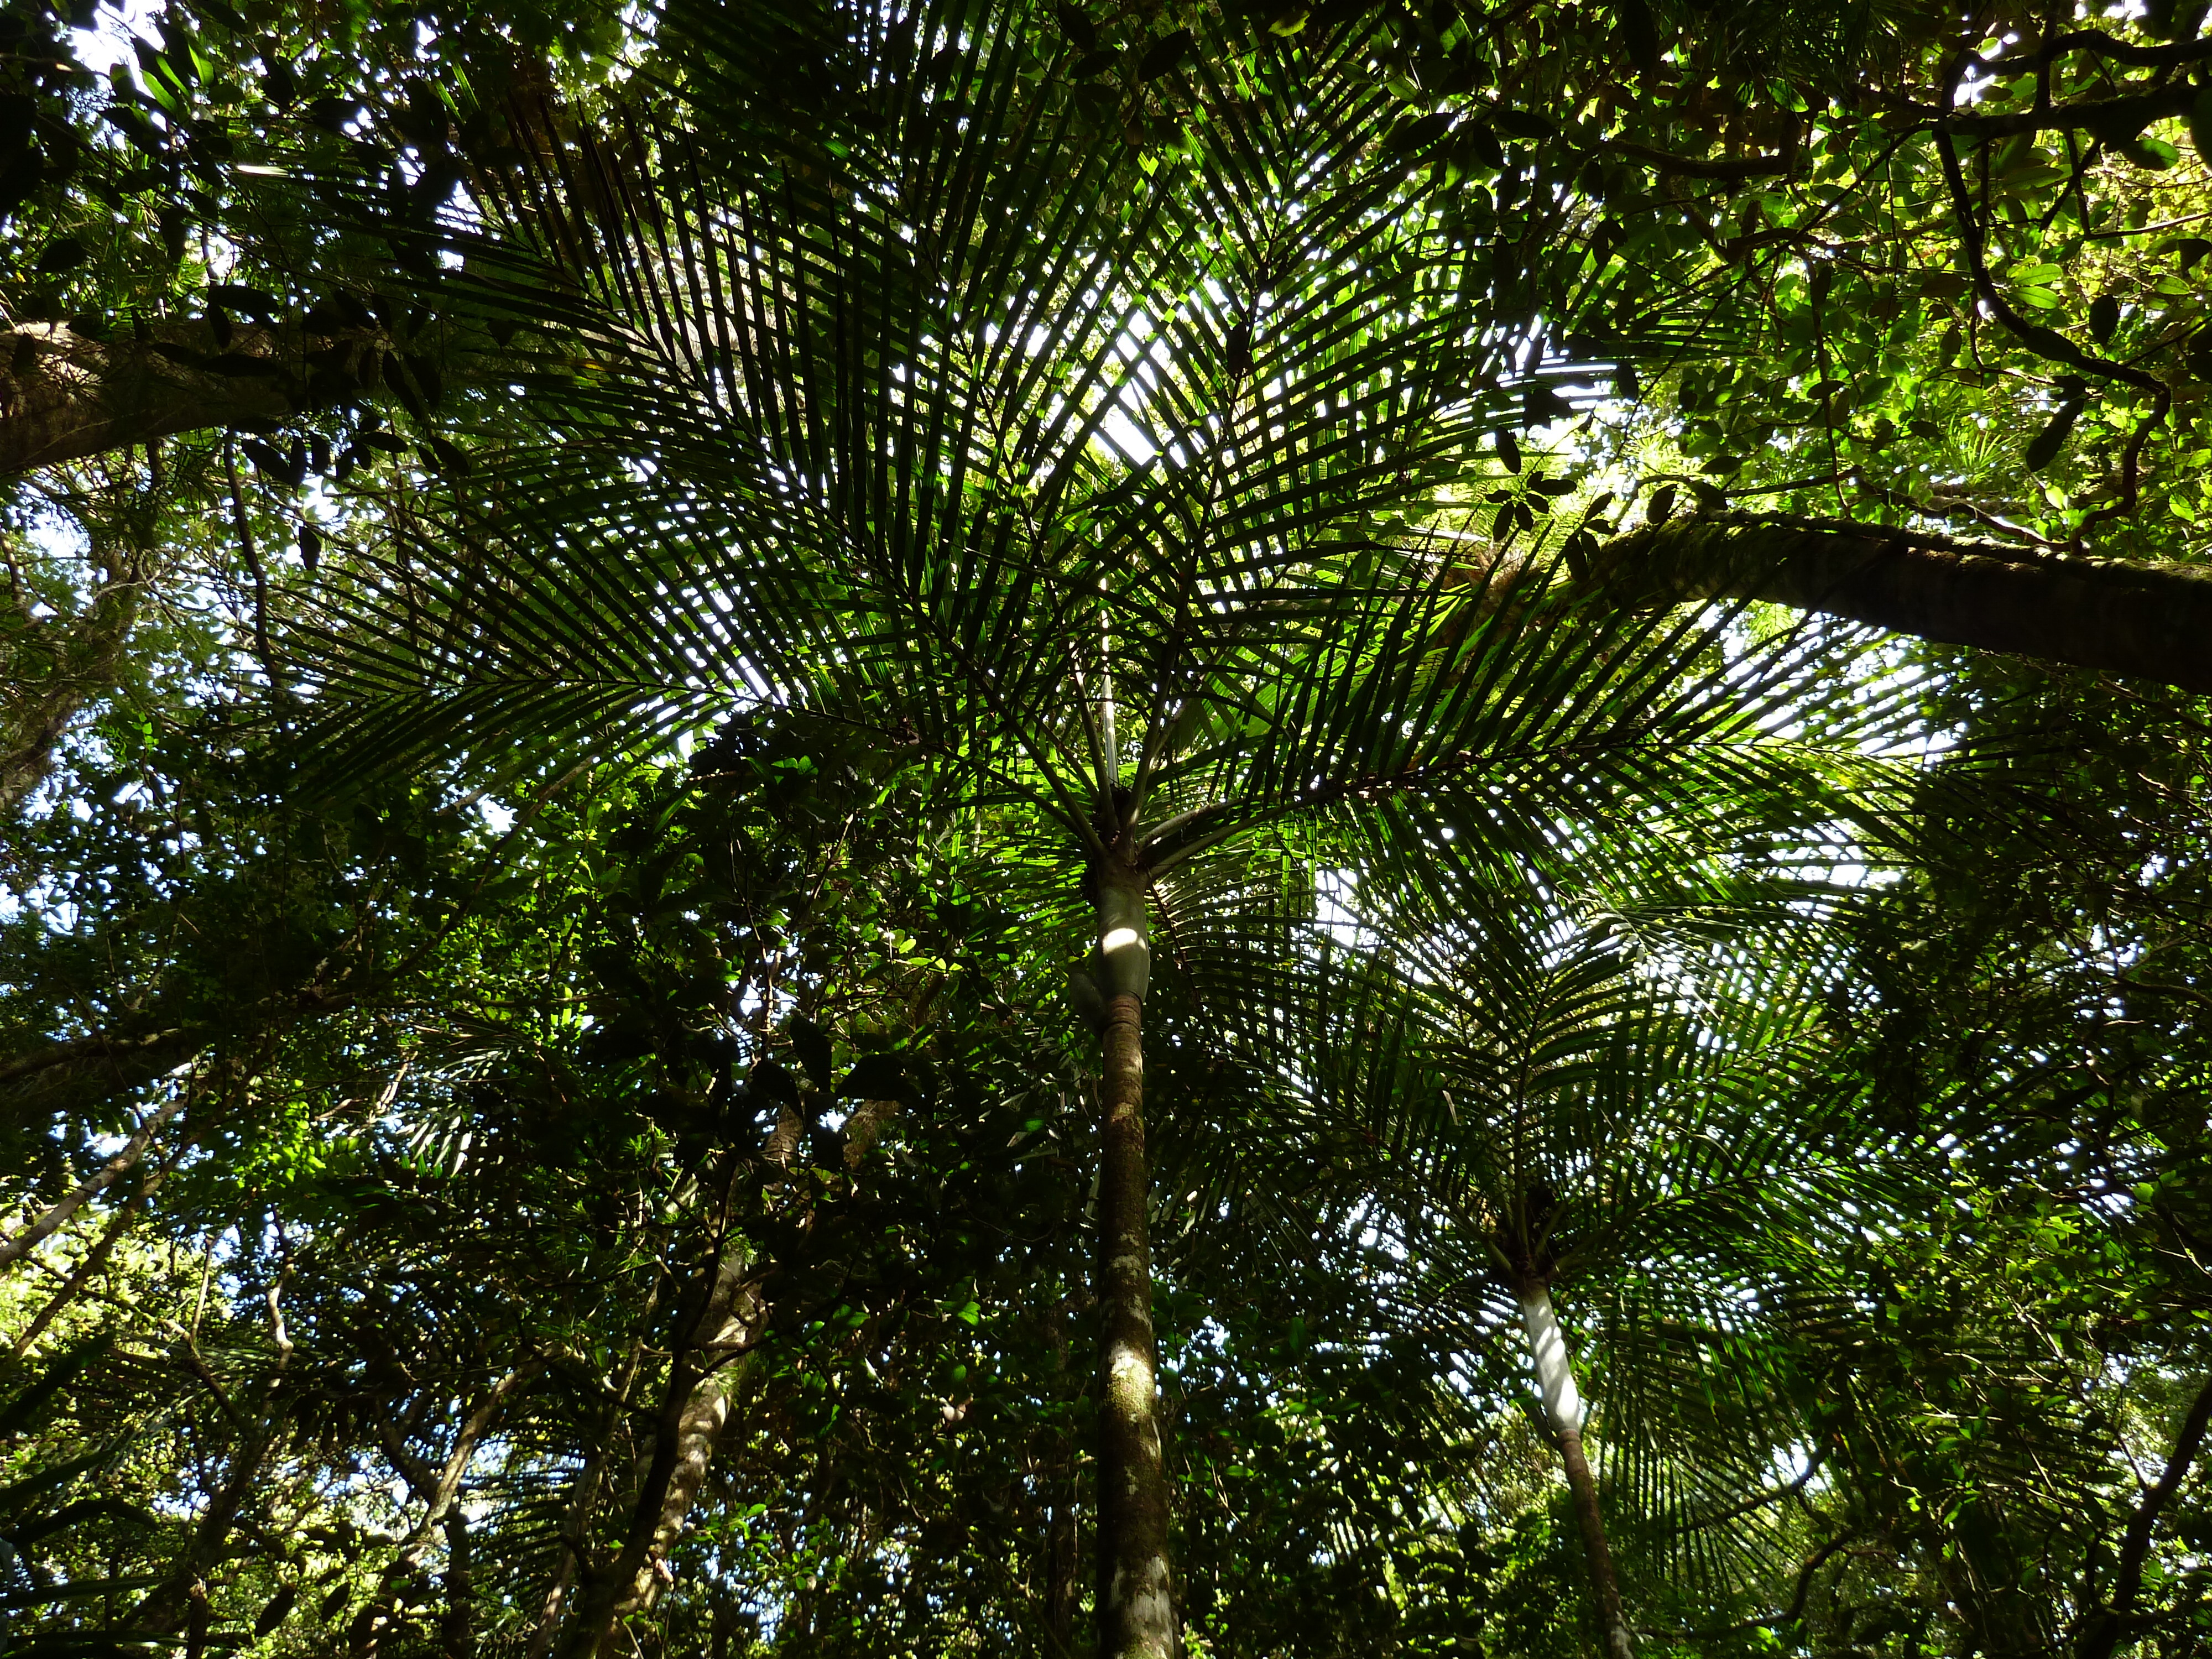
1932, 124, 2171, 530
223, 432, 279, 695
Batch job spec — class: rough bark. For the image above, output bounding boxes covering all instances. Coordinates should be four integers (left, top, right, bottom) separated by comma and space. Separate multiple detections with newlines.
552, 1245, 766, 1659
0, 319, 381, 477
1600, 518, 2212, 693
0, 1022, 215, 1123
1095, 990, 1173, 1659
1, 976, 361, 1124
1515, 1281, 1632, 1659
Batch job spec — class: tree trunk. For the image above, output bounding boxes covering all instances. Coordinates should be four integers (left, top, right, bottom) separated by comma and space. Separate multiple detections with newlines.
439, 1509, 475, 1659
0, 1022, 215, 1117
1514, 1281, 1632, 1659
1, 979, 361, 1124
356, 1367, 533, 1658
1600, 518, 2212, 693
0, 1093, 185, 1270
2, 524, 156, 812
1094, 980, 1173, 1659
551, 1244, 766, 1659
0, 319, 384, 477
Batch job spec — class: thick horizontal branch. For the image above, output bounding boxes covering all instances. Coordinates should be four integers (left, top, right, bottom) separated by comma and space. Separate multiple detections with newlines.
2037, 28, 2212, 70
1896, 80, 2197, 141
0, 318, 384, 476
0, 1021, 208, 1088
1597, 518, 2212, 692
0, 984, 358, 1118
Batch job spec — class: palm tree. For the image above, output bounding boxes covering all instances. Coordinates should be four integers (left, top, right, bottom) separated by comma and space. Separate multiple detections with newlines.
281, 2, 1931, 1649
1212, 870, 1893, 1652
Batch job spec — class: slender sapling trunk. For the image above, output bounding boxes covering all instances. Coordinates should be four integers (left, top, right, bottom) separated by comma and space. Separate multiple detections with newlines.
1515, 1280, 1632, 1659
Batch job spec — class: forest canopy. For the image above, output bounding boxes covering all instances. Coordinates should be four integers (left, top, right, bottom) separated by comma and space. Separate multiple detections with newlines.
2, 0, 2210, 1655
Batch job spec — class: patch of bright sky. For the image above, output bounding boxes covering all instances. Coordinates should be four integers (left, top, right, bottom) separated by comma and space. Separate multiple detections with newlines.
68, 0, 161, 74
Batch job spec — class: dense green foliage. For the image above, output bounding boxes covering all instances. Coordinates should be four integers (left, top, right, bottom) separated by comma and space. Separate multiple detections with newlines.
5, 0, 2212, 1653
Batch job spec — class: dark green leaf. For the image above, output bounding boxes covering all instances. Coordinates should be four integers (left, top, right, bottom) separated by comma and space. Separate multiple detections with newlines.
2023, 403, 2078, 471
1055, 3, 1097, 53
1137, 29, 1191, 80
1491, 108, 1556, 142
839, 1054, 924, 1109
786, 1015, 834, 1094
253, 1584, 298, 1640
1385, 112, 1452, 154
1617, 0, 1662, 74
207, 282, 277, 322
749, 1058, 800, 1109
0, 1332, 112, 1441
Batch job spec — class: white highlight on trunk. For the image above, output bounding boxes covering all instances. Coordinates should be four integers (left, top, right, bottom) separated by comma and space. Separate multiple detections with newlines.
1515, 1281, 1585, 1437
1106, 1337, 1155, 1415
1094, 884, 1151, 1002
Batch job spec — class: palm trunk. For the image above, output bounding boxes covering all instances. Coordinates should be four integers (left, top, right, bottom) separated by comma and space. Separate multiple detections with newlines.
1599, 518, 2212, 693
1514, 1281, 1631, 1659
1095, 989, 1173, 1659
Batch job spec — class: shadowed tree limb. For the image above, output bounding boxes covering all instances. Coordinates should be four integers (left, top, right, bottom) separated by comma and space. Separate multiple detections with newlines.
1595, 518, 2212, 692
2076, 1373, 2212, 1659
354, 1365, 538, 1659
7, 1142, 181, 1361
0, 1093, 186, 1271
0, 320, 385, 478
130, 1269, 298, 1633
551, 1239, 771, 1658
1, 518, 159, 813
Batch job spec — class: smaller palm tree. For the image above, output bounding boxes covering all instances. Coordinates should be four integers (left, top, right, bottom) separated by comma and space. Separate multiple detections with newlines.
1212, 871, 1891, 1654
